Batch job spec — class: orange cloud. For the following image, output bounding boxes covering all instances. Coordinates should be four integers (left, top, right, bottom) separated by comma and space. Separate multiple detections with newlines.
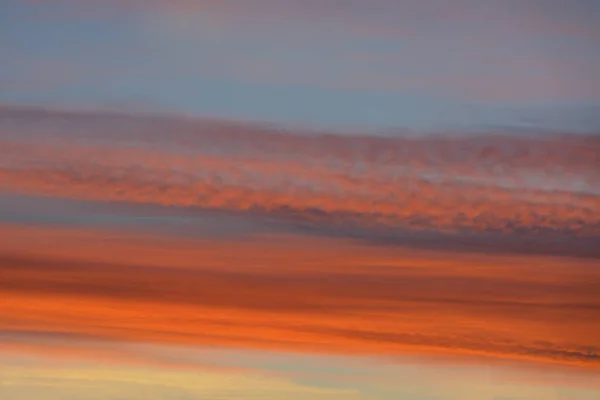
1, 107, 598, 244
1, 224, 598, 371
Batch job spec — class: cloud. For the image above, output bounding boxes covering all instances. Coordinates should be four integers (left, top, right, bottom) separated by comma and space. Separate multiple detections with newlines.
3, 331, 600, 398
0, 223, 599, 370
0, 105, 598, 256
0, 105, 598, 371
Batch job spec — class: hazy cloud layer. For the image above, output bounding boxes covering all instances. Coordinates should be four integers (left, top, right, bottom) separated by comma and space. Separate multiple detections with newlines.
3, 1, 599, 131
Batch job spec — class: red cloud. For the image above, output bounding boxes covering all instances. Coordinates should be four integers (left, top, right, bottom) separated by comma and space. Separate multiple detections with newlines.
1, 224, 599, 370
1, 107, 598, 239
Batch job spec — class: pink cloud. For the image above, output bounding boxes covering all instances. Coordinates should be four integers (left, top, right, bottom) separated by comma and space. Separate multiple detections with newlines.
1, 105, 599, 244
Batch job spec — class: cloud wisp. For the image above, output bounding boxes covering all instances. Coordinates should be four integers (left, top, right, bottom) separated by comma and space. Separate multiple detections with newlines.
0, 106, 598, 259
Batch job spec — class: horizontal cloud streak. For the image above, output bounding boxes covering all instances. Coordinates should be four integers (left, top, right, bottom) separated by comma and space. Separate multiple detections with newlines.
1, 224, 599, 370
3, 332, 600, 397
0, 106, 598, 259
1, 105, 598, 372
2, 3, 599, 398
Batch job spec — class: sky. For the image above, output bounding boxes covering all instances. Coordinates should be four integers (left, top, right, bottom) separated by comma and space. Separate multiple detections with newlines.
1, 0, 600, 131
0, 1, 599, 400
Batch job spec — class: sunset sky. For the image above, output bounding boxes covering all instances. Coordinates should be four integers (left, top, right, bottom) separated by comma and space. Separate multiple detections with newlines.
1, 1, 599, 399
